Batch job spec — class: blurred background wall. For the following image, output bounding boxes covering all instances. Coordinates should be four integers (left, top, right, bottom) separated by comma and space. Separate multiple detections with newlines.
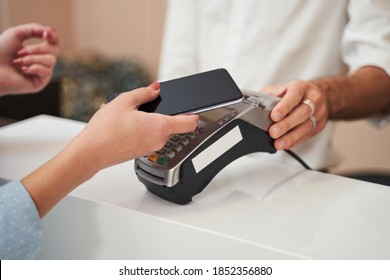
0, 0, 389, 175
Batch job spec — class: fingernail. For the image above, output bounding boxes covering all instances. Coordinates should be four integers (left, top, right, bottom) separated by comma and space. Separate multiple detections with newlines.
276, 140, 286, 150
270, 126, 282, 138
17, 49, 28, 56
43, 30, 52, 39
149, 81, 160, 90
272, 111, 282, 122
21, 66, 29, 72
12, 58, 23, 66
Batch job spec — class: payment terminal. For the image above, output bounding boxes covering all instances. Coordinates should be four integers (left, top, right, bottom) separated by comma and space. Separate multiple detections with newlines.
134, 90, 280, 204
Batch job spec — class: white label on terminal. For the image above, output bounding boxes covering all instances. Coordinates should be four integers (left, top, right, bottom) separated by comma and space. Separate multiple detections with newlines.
192, 126, 243, 173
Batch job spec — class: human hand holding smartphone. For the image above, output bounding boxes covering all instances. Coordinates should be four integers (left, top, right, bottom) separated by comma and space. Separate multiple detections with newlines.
107, 68, 243, 115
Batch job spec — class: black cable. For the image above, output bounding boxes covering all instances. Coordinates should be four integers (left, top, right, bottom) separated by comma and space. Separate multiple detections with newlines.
284, 149, 312, 170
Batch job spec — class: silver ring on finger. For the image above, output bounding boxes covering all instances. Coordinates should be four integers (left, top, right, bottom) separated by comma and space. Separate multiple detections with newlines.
303, 99, 315, 117
309, 116, 317, 131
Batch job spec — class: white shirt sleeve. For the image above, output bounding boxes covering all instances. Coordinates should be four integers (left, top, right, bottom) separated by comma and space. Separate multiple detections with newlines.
0, 180, 42, 259
342, 0, 390, 75
342, 0, 390, 127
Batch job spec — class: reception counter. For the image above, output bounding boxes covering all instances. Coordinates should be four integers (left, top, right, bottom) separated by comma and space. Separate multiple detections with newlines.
1, 115, 389, 259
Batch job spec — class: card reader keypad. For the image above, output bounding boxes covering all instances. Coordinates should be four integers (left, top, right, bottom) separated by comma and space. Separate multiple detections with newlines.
148, 129, 204, 165
146, 110, 238, 166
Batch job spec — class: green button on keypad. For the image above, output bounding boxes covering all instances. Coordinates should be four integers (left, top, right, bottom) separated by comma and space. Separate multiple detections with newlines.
157, 156, 169, 165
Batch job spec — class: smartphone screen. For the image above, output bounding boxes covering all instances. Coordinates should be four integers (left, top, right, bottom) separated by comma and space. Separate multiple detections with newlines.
107, 69, 243, 115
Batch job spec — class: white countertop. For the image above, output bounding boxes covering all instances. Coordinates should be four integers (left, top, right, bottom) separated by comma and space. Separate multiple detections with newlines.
1, 115, 389, 259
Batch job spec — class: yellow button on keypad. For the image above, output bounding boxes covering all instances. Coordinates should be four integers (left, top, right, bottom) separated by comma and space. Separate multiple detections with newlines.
148, 153, 159, 162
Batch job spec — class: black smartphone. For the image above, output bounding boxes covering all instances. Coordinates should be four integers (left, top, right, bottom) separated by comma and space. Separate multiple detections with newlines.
107, 68, 243, 115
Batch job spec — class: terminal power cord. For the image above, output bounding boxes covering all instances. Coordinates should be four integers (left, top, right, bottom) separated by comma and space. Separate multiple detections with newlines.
284, 150, 312, 170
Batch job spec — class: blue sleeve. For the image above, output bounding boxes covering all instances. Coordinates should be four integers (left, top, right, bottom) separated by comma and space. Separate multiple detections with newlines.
0, 180, 42, 259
